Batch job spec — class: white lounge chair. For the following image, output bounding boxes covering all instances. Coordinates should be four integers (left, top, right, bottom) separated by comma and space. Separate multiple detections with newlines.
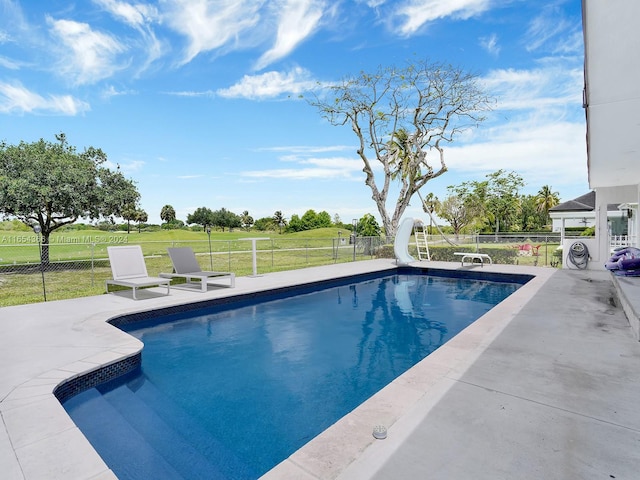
106, 245, 171, 300
160, 247, 235, 292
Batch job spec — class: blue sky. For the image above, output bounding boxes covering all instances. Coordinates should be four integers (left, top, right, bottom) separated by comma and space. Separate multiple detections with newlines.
0, 0, 587, 226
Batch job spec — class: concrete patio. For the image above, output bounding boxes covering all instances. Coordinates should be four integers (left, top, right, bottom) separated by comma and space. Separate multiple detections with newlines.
1, 260, 638, 479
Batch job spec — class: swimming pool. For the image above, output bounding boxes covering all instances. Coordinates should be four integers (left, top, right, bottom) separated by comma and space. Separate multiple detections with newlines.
62, 269, 526, 479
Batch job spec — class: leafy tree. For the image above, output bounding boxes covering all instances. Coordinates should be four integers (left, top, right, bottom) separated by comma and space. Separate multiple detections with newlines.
308, 59, 492, 237
254, 217, 275, 231
453, 170, 524, 236
535, 185, 560, 225
357, 213, 381, 236
290, 210, 334, 231
316, 211, 332, 228
162, 219, 185, 230
240, 210, 254, 230
160, 204, 176, 223
0, 133, 139, 263
483, 170, 524, 236
436, 193, 477, 239
301, 209, 320, 230
516, 195, 542, 231
211, 208, 240, 232
287, 214, 303, 232
187, 207, 214, 229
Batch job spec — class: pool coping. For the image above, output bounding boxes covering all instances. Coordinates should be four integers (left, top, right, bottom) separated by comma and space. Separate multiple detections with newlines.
0, 259, 553, 480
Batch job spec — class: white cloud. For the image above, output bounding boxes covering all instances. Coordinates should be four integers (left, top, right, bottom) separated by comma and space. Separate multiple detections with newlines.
0, 81, 89, 115
101, 84, 137, 99
257, 145, 354, 154
0, 0, 28, 36
480, 33, 500, 56
216, 67, 317, 99
165, 90, 216, 98
526, 16, 569, 52
162, 0, 263, 65
391, 0, 492, 36
482, 63, 583, 112
47, 17, 126, 85
524, 3, 582, 54
0, 55, 20, 69
445, 120, 587, 187
254, 0, 325, 70
299, 157, 363, 168
92, 0, 159, 28
444, 58, 588, 190
242, 154, 363, 180
242, 167, 358, 180
104, 159, 145, 173
93, 0, 164, 73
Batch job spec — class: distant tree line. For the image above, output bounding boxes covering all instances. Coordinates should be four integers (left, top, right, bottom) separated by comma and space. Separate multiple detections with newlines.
428, 169, 561, 239
155, 205, 382, 236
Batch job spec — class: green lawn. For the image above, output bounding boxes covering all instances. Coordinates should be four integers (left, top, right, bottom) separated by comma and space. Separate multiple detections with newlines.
0, 225, 560, 307
0, 226, 373, 306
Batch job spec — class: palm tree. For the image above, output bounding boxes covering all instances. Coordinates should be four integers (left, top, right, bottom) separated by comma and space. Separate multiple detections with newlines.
160, 204, 176, 223
388, 128, 426, 182
240, 210, 254, 231
273, 211, 286, 233
535, 185, 560, 223
422, 192, 440, 233
135, 209, 148, 233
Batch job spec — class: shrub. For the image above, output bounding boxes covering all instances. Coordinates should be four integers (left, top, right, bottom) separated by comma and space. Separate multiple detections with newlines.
429, 246, 517, 264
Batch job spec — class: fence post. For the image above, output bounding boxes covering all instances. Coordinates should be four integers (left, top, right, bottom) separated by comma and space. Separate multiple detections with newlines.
545, 236, 548, 266
33, 226, 47, 302
91, 243, 95, 287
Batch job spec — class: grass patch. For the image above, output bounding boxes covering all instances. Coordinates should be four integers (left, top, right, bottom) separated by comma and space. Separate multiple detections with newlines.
0, 225, 560, 307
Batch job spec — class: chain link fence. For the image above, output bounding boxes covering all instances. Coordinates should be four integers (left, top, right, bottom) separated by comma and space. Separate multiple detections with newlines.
0, 232, 578, 307
0, 236, 390, 307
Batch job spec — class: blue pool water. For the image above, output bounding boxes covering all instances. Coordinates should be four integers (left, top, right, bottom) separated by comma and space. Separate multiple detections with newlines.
63, 271, 523, 479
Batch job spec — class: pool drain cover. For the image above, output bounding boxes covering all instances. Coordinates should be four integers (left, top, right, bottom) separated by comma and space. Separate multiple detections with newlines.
372, 425, 387, 440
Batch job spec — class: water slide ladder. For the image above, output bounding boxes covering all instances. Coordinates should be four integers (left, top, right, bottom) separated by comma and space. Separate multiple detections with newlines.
413, 219, 430, 261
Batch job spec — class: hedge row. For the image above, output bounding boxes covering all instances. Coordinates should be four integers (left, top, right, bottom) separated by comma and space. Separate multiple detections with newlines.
376, 244, 518, 264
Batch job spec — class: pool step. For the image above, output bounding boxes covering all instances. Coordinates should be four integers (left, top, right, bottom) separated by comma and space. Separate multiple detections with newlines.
112, 375, 256, 479
99, 380, 231, 479
63, 387, 187, 479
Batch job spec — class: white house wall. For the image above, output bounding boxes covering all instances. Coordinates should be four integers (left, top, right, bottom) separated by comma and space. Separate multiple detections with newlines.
582, 0, 640, 268
593, 185, 639, 268
583, 0, 640, 188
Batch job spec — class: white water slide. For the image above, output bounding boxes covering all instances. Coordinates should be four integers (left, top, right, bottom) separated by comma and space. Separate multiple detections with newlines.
394, 217, 416, 264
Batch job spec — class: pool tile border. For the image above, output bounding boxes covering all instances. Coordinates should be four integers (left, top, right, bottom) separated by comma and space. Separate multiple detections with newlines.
53, 353, 141, 404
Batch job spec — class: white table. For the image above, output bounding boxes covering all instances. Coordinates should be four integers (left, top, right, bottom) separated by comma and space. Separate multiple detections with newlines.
240, 238, 270, 276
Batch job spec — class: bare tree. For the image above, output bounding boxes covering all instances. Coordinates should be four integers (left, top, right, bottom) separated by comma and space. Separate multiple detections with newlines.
308, 59, 492, 236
